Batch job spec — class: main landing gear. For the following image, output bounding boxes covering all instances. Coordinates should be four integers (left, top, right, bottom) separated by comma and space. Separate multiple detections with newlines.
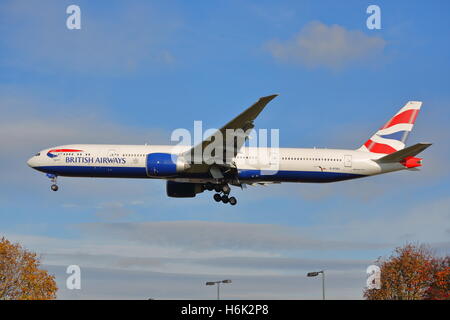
206, 183, 237, 205
47, 174, 59, 192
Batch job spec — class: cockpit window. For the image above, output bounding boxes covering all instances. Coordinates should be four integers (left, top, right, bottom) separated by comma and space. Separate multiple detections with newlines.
35, 152, 40, 156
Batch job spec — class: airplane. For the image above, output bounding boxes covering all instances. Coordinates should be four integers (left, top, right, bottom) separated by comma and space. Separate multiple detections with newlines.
27, 95, 431, 205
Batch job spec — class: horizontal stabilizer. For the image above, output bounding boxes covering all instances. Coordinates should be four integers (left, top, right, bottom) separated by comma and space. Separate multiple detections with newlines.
375, 143, 432, 163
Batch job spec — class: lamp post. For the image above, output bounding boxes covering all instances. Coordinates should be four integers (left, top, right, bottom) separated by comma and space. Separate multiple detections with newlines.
206, 279, 232, 300
307, 270, 325, 300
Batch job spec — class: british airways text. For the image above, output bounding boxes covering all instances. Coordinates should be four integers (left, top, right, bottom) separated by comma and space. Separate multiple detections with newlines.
65, 157, 127, 164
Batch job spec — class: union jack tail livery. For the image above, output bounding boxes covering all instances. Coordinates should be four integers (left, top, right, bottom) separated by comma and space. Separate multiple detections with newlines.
358, 101, 422, 154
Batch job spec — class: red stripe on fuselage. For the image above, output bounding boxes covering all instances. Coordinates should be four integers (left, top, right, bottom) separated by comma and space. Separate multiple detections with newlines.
381, 109, 419, 129
48, 149, 83, 153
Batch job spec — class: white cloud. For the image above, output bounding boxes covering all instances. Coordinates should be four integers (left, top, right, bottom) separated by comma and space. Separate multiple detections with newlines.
266, 21, 386, 69
77, 220, 389, 252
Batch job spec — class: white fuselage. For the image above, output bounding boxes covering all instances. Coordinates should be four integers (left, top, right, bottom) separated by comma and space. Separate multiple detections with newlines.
27, 144, 406, 184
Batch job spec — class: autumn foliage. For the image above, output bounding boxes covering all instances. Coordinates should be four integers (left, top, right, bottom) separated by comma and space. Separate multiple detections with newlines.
364, 243, 450, 300
425, 255, 450, 300
0, 237, 57, 300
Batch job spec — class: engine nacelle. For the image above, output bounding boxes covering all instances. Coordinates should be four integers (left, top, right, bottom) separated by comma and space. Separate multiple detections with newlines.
146, 153, 189, 177
166, 181, 204, 198
401, 156, 422, 168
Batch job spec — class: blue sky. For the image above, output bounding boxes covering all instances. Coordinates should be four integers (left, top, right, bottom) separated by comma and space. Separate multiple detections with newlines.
0, 0, 449, 299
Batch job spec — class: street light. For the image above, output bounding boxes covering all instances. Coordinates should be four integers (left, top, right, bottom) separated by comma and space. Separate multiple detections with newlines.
307, 270, 325, 300
206, 279, 232, 300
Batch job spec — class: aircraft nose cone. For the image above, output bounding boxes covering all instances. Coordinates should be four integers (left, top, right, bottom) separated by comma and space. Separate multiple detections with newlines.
27, 157, 36, 168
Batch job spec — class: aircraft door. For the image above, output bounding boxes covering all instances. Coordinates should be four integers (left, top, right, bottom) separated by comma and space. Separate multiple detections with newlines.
258, 148, 280, 175
106, 149, 117, 174
344, 155, 352, 168
269, 149, 280, 170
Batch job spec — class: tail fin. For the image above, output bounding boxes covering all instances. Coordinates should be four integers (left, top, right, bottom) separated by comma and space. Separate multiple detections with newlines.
358, 101, 422, 154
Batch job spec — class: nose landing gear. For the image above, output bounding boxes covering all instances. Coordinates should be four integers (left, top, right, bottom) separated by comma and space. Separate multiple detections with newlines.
46, 174, 59, 192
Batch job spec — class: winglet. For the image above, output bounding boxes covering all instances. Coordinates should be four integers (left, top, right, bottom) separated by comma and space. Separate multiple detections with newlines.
262, 94, 279, 101
243, 94, 278, 121
220, 94, 278, 131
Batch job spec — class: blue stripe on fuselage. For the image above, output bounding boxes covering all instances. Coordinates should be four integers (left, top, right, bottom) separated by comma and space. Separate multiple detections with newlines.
34, 165, 365, 183
34, 166, 147, 178
238, 169, 364, 183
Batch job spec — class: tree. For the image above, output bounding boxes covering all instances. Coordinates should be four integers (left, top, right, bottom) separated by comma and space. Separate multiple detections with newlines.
364, 243, 449, 300
425, 256, 450, 300
0, 237, 57, 300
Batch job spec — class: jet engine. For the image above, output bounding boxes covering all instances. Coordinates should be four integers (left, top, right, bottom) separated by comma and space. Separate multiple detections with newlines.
166, 181, 204, 198
146, 153, 190, 177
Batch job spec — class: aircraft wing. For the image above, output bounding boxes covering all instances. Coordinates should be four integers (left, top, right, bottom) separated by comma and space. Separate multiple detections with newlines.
182, 94, 278, 175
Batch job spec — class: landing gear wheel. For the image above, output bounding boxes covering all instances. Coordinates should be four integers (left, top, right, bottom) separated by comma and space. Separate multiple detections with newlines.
205, 183, 214, 191
221, 184, 231, 195
221, 194, 229, 203
214, 185, 222, 193
229, 196, 237, 206
47, 174, 59, 192
213, 193, 222, 202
